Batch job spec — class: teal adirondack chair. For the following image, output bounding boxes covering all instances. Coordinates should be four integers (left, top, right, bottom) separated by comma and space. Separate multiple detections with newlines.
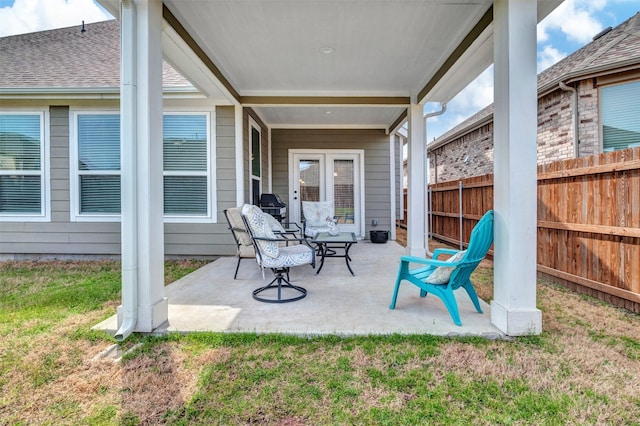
390, 210, 494, 326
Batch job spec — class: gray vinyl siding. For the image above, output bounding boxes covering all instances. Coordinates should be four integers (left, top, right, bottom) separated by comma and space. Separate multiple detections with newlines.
1, 104, 239, 258
270, 128, 392, 239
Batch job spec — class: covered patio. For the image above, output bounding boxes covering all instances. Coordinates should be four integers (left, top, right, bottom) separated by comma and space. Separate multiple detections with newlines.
95, 240, 502, 337
97, 0, 563, 339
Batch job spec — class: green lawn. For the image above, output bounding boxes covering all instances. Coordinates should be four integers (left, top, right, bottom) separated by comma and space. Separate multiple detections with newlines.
1, 260, 639, 425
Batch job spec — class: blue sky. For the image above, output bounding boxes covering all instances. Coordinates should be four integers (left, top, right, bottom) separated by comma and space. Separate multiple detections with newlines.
424, 0, 639, 141
1, 0, 638, 141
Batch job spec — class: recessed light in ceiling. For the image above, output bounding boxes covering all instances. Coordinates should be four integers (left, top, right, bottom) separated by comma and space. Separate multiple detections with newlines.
319, 46, 335, 55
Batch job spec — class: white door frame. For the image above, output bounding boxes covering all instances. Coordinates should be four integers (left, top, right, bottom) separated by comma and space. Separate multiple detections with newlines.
288, 149, 365, 238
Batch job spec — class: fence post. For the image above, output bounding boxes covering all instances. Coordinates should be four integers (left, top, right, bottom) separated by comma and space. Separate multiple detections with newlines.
428, 187, 433, 239
459, 180, 463, 250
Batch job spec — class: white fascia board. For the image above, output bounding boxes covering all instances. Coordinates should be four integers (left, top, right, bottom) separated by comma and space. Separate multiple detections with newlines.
419, 25, 494, 104
96, 0, 119, 19
389, 117, 408, 136
0, 86, 205, 100
269, 124, 388, 130
241, 91, 410, 102
162, 21, 240, 105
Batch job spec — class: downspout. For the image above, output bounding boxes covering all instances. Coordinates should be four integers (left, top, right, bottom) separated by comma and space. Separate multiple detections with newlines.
423, 103, 447, 256
559, 82, 579, 158
115, 0, 137, 342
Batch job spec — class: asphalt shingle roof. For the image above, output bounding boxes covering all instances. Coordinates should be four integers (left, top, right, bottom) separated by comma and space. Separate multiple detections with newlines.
0, 19, 191, 88
431, 12, 640, 149
538, 12, 640, 89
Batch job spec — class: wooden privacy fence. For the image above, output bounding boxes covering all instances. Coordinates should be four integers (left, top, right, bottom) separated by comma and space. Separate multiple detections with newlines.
414, 147, 640, 313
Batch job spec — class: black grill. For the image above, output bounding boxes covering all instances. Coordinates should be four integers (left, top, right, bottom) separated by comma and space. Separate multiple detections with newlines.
259, 193, 286, 222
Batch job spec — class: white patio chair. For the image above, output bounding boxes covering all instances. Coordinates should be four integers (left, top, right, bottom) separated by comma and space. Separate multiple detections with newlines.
242, 204, 315, 303
301, 201, 335, 238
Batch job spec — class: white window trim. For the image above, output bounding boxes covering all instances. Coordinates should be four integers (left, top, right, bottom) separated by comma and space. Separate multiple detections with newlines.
249, 116, 261, 204
0, 109, 50, 222
69, 110, 121, 222
163, 109, 217, 223
69, 108, 217, 223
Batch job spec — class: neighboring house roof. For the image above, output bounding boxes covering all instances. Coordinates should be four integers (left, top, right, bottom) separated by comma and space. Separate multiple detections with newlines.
429, 12, 640, 151
0, 19, 191, 90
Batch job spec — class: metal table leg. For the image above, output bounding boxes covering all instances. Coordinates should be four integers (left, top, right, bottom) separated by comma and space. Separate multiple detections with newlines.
344, 242, 355, 275
315, 243, 327, 274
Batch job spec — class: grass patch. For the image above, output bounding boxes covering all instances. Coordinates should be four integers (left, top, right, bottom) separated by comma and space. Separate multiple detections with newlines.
1, 258, 639, 425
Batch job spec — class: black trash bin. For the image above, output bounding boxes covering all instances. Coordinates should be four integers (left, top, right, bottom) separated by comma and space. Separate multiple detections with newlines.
369, 230, 389, 244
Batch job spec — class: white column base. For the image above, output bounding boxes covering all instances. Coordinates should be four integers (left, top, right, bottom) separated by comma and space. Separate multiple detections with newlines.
117, 297, 169, 333
407, 247, 426, 257
490, 300, 542, 336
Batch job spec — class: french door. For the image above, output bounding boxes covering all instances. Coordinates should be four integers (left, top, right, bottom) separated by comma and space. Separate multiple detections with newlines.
289, 150, 364, 237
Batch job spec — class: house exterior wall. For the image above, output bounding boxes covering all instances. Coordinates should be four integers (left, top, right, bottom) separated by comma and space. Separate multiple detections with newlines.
428, 78, 605, 183
429, 121, 494, 183
270, 128, 392, 239
537, 89, 575, 163
576, 79, 600, 156
0, 101, 238, 258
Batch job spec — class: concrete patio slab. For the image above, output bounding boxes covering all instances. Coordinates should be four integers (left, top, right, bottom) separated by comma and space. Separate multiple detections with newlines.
94, 241, 504, 338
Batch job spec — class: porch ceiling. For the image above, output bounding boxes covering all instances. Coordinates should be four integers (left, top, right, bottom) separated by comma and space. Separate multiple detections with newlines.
102, 0, 563, 129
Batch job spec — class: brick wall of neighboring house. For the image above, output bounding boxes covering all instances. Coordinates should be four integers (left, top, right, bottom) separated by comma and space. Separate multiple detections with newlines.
428, 121, 494, 183
576, 79, 600, 156
537, 89, 575, 164
427, 78, 604, 183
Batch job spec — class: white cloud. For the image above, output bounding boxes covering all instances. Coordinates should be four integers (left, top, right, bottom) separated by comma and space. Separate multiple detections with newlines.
538, 0, 605, 44
0, 0, 111, 37
426, 66, 494, 141
447, 66, 494, 113
538, 45, 567, 73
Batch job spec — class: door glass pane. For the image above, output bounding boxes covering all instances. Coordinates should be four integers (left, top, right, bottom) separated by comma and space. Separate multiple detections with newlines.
251, 126, 261, 177
333, 159, 354, 224
299, 159, 320, 202
252, 178, 260, 206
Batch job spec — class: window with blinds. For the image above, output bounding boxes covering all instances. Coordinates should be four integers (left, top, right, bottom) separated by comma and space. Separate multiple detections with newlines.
163, 114, 209, 216
77, 114, 121, 214
601, 80, 640, 152
0, 113, 44, 217
72, 112, 211, 221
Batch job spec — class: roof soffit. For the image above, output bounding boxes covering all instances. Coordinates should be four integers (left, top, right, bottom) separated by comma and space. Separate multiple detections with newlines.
98, 0, 564, 128
162, 0, 493, 98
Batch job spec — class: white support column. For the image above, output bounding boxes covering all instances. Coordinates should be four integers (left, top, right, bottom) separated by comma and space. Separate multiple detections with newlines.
406, 104, 426, 256
235, 104, 245, 206
389, 134, 397, 241
491, 0, 542, 336
117, 0, 167, 339
267, 127, 273, 192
